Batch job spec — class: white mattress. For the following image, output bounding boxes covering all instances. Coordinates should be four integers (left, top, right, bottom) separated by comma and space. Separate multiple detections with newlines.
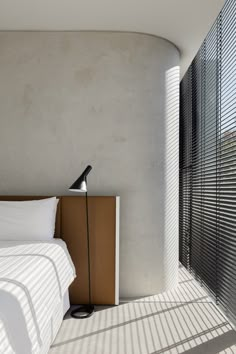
0, 239, 76, 354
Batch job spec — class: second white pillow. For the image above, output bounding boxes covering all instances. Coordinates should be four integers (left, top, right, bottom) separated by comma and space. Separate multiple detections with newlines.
0, 197, 58, 241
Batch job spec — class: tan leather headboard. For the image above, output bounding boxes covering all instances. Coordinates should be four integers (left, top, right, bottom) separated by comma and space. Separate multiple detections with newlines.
0, 196, 118, 305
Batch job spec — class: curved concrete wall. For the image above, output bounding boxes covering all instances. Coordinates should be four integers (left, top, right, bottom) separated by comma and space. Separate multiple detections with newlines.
0, 32, 179, 297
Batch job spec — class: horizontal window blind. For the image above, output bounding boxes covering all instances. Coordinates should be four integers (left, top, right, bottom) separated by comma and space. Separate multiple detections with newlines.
180, 0, 236, 323
179, 66, 193, 269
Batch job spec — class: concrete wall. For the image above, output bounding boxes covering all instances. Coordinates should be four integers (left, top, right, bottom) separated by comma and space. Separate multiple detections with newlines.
0, 32, 179, 298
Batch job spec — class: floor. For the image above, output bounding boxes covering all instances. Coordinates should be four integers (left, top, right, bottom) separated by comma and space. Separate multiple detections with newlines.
50, 265, 236, 354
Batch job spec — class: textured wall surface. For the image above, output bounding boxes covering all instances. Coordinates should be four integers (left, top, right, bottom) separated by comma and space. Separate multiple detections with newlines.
0, 32, 179, 297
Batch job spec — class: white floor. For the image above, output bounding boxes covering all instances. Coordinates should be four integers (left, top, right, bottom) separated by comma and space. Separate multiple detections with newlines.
50, 265, 236, 354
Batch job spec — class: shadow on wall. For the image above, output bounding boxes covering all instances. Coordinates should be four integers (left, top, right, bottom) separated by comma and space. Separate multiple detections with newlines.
162, 65, 180, 292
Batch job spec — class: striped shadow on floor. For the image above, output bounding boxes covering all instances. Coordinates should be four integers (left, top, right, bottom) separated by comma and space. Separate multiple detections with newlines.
50, 266, 236, 354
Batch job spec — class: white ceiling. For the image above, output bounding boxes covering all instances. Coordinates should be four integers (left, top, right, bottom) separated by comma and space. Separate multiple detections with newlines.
0, 0, 225, 77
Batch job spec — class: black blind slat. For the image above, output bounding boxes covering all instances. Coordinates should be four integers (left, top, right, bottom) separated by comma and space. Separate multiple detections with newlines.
180, 0, 236, 323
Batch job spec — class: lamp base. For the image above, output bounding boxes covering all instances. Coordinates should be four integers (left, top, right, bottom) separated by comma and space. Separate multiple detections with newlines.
71, 304, 95, 319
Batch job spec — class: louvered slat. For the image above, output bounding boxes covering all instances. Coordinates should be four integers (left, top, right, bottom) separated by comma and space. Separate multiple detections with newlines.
179, 0, 236, 324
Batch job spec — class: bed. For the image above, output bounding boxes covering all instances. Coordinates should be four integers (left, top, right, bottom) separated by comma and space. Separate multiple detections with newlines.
0, 195, 119, 353
0, 239, 75, 354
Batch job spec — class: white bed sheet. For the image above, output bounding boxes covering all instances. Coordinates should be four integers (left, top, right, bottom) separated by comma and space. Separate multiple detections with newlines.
39, 291, 70, 354
0, 239, 76, 354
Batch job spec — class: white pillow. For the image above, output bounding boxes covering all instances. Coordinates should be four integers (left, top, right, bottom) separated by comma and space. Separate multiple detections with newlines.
0, 197, 58, 241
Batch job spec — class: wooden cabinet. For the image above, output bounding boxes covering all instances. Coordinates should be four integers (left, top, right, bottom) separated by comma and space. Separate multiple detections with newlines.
60, 196, 120, 305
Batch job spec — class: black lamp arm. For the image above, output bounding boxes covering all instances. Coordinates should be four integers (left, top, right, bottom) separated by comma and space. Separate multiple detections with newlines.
81, 165, 92, 179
